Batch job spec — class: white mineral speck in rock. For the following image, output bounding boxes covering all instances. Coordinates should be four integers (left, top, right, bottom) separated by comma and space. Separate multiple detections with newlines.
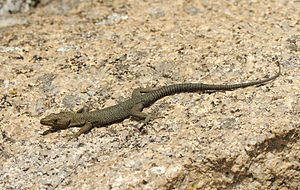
151, 166, 166, 175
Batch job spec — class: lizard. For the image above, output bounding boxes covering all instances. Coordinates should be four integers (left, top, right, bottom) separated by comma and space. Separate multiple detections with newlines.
40, 62, 281, 139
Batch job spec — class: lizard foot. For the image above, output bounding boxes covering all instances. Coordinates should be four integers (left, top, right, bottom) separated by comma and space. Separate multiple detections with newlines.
143, 115, 164, 123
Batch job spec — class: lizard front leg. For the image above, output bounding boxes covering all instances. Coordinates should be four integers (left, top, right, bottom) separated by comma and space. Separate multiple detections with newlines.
67, 122, 93, 140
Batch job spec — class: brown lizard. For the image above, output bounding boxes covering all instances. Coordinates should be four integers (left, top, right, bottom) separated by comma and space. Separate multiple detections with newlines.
40, 62, 281, 139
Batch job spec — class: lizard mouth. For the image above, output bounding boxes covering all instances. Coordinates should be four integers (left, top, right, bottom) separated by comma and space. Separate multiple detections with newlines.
40, 118, 51, 126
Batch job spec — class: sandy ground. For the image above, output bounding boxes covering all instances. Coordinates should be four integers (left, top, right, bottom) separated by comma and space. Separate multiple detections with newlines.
0, 0, 299, 189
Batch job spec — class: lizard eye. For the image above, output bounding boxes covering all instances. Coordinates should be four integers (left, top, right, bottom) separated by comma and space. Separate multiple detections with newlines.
54, 119, 58, 123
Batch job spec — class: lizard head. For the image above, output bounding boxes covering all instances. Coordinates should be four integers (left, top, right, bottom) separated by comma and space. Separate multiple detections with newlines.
40, 112, 72, 129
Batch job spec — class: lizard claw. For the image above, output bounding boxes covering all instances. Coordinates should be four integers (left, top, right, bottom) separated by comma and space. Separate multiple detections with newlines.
144, 115, 164, 123
64, 133, 79, 142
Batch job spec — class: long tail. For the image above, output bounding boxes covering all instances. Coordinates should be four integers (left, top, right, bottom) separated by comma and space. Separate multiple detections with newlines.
145, 61, 281, 103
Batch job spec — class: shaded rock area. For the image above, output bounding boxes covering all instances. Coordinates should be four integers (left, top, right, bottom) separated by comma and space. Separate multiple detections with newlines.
0, 0, 299, 189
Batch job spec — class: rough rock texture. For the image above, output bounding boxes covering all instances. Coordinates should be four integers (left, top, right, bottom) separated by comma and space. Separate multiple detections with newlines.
0, 0, 299, 189
0, 0, 42, 15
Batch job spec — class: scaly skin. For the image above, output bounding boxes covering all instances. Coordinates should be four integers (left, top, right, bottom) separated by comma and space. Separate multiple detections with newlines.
40, 62, 281, 139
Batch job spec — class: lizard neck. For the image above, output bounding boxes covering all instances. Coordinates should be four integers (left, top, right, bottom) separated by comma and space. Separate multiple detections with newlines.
69, 112, 88, 127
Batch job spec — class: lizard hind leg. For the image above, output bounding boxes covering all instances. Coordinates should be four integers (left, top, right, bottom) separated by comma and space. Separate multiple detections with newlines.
130, 103, 163, 123
130, 103, 151, 123
132, 87, 157, 98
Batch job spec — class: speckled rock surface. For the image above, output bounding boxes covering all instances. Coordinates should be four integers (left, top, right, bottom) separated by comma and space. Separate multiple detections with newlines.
0, 0, 299, 189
